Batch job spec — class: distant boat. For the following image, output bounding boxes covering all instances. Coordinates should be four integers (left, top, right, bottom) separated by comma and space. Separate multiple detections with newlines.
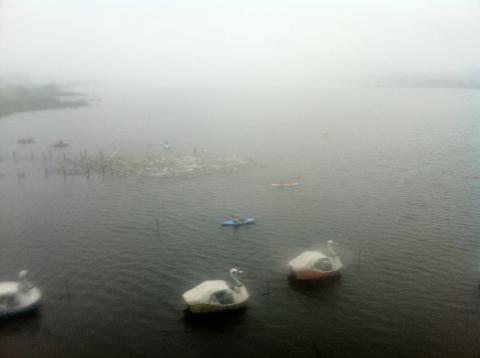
288, 240, 343, 280
222, 216, 255, 226
182, 268, 249, 314
271, 181, 299, 188
52, 140, 70, 148
17, 137, 35, 144
164, 140, 171, 150
0, 270, 41, 318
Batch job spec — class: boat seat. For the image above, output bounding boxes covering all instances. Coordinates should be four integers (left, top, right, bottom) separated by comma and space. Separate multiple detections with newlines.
212, 290, 234, 305
313, 258, 333, 271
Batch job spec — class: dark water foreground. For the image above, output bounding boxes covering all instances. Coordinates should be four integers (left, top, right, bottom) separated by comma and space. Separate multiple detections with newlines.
0, 86, 479, 357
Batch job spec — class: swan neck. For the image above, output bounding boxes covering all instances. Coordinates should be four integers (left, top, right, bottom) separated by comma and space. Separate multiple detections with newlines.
327, 243, 337, 257
19, 277, 34, 291
230, 273, 243, 287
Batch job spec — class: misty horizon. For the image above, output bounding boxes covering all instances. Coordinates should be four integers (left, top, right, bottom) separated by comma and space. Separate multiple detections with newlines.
1, 0, 479, 88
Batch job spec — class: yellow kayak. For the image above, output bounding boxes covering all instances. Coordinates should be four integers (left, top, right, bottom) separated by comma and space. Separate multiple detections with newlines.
271, 182, 299, 187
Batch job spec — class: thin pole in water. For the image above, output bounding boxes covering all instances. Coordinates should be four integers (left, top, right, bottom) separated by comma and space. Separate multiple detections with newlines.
64, 279, 71, 301
156, 219, 160, 232
357, 245, 363, 267
312, 343, 322, 358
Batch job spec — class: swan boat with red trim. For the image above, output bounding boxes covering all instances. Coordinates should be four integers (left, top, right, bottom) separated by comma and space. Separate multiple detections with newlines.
288, 240, 343, 280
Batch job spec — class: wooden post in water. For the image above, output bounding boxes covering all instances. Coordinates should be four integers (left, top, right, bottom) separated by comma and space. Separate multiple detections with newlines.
12, 151, 16, 164
263, 281, 270, 302
48, 151, 52, 161
156, 219, 160, 233
357, 247, 363, 267
86, 165, 90, 179
30, 151, 34, 161
64, 279, 71, 301
312, 343, 322, 358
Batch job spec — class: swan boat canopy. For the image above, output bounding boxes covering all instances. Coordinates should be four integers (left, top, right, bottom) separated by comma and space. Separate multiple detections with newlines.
288, 241, 343, 280
0, 270, 41, 318
182, 268, 249, 314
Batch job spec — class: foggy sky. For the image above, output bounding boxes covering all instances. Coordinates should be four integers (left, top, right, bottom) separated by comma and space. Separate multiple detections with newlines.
1, 0, 479, 87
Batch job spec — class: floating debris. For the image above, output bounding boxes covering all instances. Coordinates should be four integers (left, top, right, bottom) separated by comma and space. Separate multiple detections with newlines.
63, 152, 254, 178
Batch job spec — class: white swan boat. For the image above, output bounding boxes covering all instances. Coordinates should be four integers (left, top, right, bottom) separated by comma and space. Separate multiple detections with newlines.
183, 268, 249, 314
288, 240, 343, 280
0, 270, 41, 318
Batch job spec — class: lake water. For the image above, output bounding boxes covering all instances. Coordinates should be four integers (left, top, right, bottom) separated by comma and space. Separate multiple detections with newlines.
0, 85, 479, 357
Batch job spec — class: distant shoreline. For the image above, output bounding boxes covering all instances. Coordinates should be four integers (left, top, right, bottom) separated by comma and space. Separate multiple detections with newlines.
374, 77, 480, 90
0, 83, 88, 119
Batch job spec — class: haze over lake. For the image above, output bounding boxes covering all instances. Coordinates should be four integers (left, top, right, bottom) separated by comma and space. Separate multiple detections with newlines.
1, 84, 479, 357
1, 0, 480, 357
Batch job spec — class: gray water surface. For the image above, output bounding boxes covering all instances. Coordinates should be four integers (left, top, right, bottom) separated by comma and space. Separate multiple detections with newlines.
0, 86, 479, 357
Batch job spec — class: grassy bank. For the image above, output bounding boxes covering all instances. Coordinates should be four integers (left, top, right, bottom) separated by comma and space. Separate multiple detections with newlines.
0, 83, 87, 118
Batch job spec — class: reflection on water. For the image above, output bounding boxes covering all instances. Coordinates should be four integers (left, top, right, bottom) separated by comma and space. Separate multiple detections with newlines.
287, 274, 343, 295
182, 308, 248, 333
0, 310, 41, 332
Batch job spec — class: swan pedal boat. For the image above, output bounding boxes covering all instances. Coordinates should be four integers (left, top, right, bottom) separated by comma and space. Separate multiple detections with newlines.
0, 271, 41, 318
288, 241, 343, 280
183, 269, 249, 314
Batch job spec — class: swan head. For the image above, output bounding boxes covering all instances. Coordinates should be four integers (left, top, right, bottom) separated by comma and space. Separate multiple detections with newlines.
230, 268, 244, 276
18, 270, 29, 279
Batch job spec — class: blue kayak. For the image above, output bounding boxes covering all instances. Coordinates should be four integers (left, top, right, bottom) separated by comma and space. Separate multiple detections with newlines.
222, 218, 255, 226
